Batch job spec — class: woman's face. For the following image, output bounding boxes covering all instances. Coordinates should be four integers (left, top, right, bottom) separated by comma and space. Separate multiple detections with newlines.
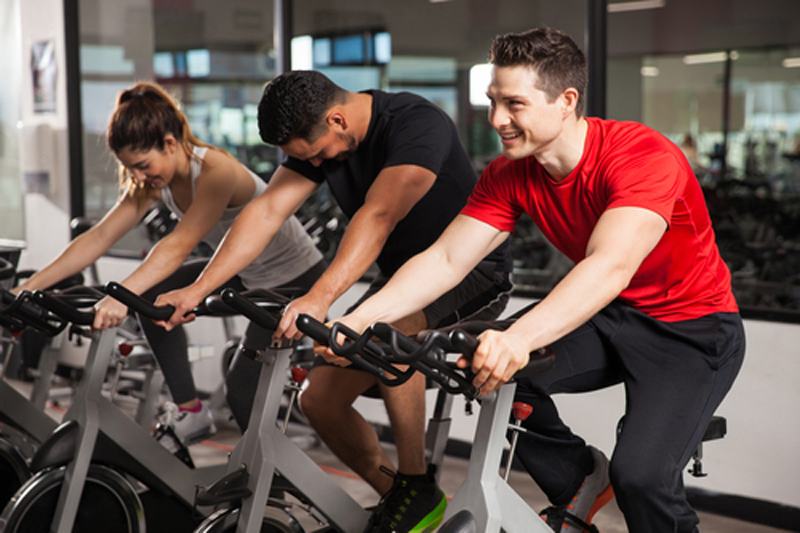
115, 135, 178, 189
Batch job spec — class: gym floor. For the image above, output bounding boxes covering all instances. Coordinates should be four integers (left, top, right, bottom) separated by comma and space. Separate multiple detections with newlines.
20, 378, 791, 533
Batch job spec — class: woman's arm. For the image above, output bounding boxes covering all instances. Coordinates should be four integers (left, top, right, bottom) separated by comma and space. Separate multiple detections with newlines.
15, 192, 148, 294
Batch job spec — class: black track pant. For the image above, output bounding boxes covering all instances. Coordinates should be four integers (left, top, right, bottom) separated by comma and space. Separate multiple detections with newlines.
513, 301, 745, 532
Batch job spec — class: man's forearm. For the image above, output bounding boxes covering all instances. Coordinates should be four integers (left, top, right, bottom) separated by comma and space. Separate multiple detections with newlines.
306, 209, 390, 308
192, 211, 282, 297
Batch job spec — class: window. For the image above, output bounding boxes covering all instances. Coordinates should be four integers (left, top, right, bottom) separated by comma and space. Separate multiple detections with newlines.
640, 47, 800, 319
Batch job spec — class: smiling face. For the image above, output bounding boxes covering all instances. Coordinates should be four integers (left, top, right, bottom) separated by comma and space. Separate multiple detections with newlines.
115, 135, 179, 189
487, 65, 569, 161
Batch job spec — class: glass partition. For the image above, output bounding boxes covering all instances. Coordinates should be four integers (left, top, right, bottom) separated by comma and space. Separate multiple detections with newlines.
77, 0, 277, 256
639, 46, 800, 319
0, 0, 25, 242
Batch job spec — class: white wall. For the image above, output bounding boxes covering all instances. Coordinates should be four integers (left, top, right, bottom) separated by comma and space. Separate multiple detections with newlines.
15, 0, 72, 271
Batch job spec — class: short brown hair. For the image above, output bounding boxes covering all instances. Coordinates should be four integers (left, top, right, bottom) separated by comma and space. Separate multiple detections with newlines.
489, 27, 587, 117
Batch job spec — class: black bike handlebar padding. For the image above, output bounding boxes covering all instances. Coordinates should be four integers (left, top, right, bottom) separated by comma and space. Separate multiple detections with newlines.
104, 281, 174, 321
295, 314, 392, 379
448, 329, 479, 358
451, 327, 556, 378
516, 347, 556, 378
30, 290, 95, 326
294, 313, 329, 345
219, 288, 281, 331
0, 289, 69, 335
0, 257, 14, 282
206, 288, 289, 318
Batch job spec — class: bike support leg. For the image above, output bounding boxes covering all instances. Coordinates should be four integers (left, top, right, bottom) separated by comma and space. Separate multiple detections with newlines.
234, 345, 293, 533
441, 384, 551, 533
52, 328, 117, 533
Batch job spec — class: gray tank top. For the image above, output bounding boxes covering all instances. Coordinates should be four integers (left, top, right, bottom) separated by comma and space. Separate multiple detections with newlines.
159, 146, 322, 288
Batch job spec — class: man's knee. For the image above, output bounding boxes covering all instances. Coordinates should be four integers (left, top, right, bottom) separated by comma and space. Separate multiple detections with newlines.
299, 366, 370, 422
609, 451, 673, 499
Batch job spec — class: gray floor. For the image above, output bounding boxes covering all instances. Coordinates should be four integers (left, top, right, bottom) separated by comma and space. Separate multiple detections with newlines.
13, 376, 791, 533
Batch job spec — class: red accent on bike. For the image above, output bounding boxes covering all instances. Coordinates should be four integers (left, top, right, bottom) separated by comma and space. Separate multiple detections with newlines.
512, 402, 533, 421
291, 367, 308, 383
117, 342, 134, 356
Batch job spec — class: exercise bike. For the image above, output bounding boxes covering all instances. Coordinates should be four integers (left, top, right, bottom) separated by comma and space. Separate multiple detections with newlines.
147, 287, 459, 533
0, 283, 228, 533
0, 259, 69, 512
294, 314, 559, 533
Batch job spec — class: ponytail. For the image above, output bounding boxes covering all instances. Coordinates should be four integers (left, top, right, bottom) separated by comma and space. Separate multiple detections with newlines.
107, 82, 229, 205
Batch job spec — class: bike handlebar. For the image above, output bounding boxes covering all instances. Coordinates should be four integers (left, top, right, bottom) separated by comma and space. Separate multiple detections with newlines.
0, 288, 69, 335
104, 281, 175, 321
296, 317, 555, 400
30, 286, 107, 326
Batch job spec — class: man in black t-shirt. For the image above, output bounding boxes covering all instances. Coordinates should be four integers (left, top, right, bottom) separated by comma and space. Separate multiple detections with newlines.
157, 70, 512, 533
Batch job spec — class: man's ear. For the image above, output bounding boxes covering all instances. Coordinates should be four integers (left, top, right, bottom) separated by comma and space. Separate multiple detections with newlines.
326, 109, 348, 132
560, 88, 579, 118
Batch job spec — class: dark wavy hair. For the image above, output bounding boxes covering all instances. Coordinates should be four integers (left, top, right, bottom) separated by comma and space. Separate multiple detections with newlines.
489, 27, 587, 117
258, 70, 347, 146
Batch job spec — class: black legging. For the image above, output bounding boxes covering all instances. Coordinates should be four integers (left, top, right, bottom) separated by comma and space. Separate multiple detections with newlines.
139, 258, 326, 405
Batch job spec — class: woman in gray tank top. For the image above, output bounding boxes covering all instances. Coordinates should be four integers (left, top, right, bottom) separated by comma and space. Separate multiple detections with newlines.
15, 82, 325, 446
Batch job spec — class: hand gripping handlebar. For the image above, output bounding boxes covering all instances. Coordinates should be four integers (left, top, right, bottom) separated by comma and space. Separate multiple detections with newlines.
297, 317, 556, 400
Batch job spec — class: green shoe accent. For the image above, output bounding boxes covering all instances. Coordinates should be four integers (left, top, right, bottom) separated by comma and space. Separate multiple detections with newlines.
409, 493, 447, 532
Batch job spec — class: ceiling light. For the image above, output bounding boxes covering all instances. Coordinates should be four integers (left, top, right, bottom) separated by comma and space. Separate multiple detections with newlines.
608, 0, 665, 13
782, 57, 800, 68
683, 51, 738, 65
640, 66, 660, 77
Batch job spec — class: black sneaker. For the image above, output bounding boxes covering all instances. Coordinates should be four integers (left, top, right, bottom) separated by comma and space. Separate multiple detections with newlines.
364, 466, 447, 533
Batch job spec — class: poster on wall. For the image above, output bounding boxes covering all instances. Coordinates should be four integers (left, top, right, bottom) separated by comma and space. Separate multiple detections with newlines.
31, 39, 56, 113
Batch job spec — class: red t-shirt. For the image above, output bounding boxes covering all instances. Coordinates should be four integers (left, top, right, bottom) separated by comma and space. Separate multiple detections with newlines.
462, 117, 738, 321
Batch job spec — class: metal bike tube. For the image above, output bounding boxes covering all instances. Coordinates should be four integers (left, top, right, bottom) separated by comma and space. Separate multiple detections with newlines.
442, 384, 552, 533
235, 344, 294, 533
51, 327, 117, 533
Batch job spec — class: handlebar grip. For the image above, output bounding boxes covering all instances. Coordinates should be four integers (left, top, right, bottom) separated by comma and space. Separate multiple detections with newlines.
449, 329, 479, 359
451, 329, 555, 378
1, 289, 70, 335
371, 322, 420, 354
31, 290, 95, 326
516, 347, 556, 378
104, 281, 174, 321
0, 257, 15, 282
295, 313, 330, 345
220, 288, 280, 331
295, 314, 388, 377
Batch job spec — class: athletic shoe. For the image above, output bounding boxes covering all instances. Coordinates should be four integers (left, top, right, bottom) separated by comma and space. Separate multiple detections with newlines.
540, 446, 614, 532
156, 401, 217, 446
364, 466, 447, 533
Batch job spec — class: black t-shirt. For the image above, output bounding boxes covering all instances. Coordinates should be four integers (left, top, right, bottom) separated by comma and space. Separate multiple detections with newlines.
283, 90, 510, 276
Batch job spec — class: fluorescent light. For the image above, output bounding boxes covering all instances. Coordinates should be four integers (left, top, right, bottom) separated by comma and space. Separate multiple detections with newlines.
291, 35, 313, 70
682, 51, 738, 65
782, 57, 800, 68
470, 63, 492, 107
608, 0, 665, 13
640, 66, 659, 77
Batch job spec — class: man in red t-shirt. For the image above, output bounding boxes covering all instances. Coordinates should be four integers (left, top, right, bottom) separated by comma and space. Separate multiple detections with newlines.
338, 27, 745, 532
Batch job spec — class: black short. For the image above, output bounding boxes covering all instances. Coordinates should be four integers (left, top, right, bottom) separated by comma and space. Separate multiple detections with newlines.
348, 260, 513, 327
